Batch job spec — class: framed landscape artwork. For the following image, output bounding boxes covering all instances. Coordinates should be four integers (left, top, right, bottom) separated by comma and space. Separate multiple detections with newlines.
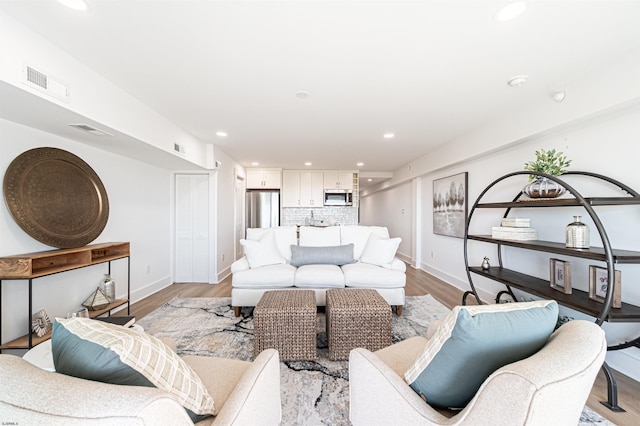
433, 172, 468, 238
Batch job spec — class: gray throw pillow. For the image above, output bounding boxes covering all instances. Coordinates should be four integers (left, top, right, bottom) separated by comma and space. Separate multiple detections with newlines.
290, 244, 355, 267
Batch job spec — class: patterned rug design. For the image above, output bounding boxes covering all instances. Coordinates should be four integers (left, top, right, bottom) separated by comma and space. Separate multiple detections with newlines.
137, 295, 613, 425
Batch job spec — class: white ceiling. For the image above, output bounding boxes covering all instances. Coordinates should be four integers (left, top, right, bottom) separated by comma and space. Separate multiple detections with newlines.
2, 1, 640, 184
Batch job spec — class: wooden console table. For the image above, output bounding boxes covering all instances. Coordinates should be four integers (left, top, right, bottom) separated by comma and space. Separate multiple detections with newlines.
0, 242, 130, 351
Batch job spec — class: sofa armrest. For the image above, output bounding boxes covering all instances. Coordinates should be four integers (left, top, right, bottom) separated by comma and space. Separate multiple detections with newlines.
349, 348, 447, 425
213, 349, 281, 425
390, 257, 406, 272
231, 256, 250, 273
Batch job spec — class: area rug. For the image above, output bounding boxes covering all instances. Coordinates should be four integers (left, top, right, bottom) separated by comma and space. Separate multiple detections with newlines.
137, 295, 613, 426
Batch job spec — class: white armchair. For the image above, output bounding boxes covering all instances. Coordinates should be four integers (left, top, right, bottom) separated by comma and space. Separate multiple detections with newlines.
0, 348, 281, 425
349, 320, 606, 425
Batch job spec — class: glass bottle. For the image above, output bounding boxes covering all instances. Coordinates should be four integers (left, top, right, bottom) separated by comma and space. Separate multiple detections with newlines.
100, 273, 116, 302
566, 215, 590, 248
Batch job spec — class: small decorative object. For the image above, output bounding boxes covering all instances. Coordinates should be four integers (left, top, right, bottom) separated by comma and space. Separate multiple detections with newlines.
481, 257, 490, 270
82, 287, 110, 311
100, 273, 116, 302
522, 149, 571, 198
589, 266, 622, 308
66, 307, 90, 319
549, 258, 572, 294
566, 215, 590, 248
31, 309, 52, 337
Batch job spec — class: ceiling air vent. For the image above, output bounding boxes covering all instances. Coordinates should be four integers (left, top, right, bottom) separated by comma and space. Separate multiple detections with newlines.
68, 123, 113, 137
22, 64, 70, 102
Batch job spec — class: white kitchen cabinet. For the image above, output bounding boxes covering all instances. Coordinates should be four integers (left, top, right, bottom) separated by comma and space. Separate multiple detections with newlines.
282, 171, 301, 207
324, 172, 354, 190
282, 171, 323, 207
300, 172, 324, 207
246, 170, 281, 189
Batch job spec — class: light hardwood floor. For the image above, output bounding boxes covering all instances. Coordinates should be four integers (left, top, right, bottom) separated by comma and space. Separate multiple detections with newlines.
121, 266, 640, 425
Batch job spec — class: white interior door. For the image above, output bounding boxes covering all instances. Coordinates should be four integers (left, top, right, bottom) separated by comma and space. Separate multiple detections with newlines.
175, 174, 210, 283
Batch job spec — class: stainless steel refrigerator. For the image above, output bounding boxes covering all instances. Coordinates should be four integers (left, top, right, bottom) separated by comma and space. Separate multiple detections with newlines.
246, 190, 280, 229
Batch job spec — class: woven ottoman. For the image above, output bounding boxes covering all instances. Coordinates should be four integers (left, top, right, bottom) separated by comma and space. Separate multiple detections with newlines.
326, 288, 392, 361
253, 289, 317, 361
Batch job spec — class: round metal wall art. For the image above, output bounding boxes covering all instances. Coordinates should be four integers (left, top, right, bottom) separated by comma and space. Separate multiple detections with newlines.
3, 147, 109, 249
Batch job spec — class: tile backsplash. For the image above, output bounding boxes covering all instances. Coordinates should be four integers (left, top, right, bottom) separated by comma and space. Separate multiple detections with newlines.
282, 207, 358, 226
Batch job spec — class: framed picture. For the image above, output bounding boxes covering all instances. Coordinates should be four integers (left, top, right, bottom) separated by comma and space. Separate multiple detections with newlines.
549, 258, 572, 294
433, 172, 468, 238
589, 265, 622, 308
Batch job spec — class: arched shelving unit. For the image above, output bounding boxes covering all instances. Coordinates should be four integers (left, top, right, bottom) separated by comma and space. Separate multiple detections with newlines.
462, 171, 640, 412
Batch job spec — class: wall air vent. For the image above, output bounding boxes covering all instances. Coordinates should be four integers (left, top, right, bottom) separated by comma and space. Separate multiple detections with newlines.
174, 143, 186, 155
68, 123, 113, 137
22, 64, 70, 102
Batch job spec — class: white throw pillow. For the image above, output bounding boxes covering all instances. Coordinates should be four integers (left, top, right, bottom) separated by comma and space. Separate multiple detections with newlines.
340, 226, 390, 260
240, 232, 286, 268
359, 234, 401, 268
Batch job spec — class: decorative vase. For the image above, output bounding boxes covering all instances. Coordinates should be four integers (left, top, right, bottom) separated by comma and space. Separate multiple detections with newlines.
522, 176, 566, 198
481, 257, 490, 270
100, 273, 116, 302
566, 215, 590, 248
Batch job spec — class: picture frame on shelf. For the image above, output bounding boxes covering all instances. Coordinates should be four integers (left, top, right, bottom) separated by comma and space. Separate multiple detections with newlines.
31, 309, 52, 338
433, 172, 468, 238
549, 258, 572, 294
589, 265, 622, 308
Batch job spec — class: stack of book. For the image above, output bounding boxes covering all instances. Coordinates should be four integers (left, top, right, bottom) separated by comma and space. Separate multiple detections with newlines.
95, 316, 136, 328
491, 218, 537, 241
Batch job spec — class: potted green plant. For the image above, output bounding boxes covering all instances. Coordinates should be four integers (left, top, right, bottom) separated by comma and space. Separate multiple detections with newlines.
522, 149, 571, 198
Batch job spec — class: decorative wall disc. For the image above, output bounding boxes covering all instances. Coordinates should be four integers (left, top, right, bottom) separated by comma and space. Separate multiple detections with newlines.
3, 147, 109, 248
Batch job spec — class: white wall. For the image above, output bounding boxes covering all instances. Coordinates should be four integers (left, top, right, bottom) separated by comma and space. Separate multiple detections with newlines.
362, 105, 640, 382
0, 118, 172, 344
214, 147, 246, 281
359, 180, 413, 262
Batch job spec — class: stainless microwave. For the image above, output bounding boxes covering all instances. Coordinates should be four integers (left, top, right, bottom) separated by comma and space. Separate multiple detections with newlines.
324, 189, 353, 206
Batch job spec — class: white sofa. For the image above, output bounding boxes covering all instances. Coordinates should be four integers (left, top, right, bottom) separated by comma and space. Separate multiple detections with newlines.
231, 225, 406, 316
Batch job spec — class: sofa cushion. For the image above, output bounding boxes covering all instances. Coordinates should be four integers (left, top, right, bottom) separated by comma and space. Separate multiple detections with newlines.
51, 317, 215, 419
342, 262, 406, 288
295, 264, 346, 288
299, 226, 341, 247
290, 244, 355, 267
404, 300, 559, 409
340, 226, 390, 260
232, 263, 296, 288
240, 232, 286, 268
246, 226, 297, 261
360, 234, 401, 268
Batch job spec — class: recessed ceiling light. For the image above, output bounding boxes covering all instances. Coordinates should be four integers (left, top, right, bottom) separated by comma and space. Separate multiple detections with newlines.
356, 162, 364, 167
251, 162, 259, 166
493, 1, 528, 22
216, 131, 228, 137
507, 75, 528, 87
304, 162, 312, 166
57, 0, 89, 11
296, 91, 310, 99
552, 91, 566, 103
383, 133, 395, 139
367, 178, 372, 182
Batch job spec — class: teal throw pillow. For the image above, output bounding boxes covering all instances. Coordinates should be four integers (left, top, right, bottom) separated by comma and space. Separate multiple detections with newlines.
404, 300, 558, 409
52, 317, 214, 421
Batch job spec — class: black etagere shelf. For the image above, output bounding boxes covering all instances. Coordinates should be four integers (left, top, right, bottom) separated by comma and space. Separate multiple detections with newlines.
462, 171, 640, 412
